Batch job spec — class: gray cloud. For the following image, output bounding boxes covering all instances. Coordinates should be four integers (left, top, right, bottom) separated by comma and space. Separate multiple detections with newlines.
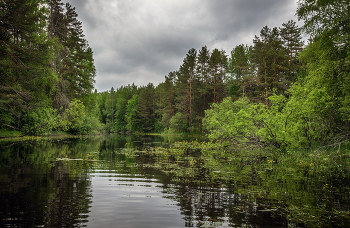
66, 0, 301, 91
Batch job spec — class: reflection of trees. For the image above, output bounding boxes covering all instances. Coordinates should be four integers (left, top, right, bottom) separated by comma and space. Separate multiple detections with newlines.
133, 143, 291, 228
160, 182, 289, 227
0, 139, 94, 227
2, 136, 347, 227
44, 160, 92, 227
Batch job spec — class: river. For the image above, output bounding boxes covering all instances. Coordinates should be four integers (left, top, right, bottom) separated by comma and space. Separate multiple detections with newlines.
0, 135, 349, 227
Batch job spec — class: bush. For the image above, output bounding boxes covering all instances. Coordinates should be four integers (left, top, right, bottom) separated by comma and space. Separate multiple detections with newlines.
203, 97, 261, 145
22, 108, 60, 135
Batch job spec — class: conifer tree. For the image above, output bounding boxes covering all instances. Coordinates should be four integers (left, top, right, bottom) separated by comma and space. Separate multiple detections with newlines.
251, 26, 287, 102
209, 48, 227, 103
156, 72, 176, 129
280, 20, 304, 83
196, 46, 211, 114
175, 48, 197, 132
227, 44, 253, 97
63, 3, 95, 101
47, 0, 95, 108
137, 83, 155, 132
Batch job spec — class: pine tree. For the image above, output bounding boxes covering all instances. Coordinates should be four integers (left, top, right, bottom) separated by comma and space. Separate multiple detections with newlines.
268, 27, 288, 93
156, 72, 175, 129
137, 83, 155, 132
227, 44, 253, 97
175, 48, 197, 132
251, 26, 287, 102
63, 3, 95, 101
209, 48, 227, 103
196, 46, 210, 115
47, 0, 95, 108
280, 20, 304, 83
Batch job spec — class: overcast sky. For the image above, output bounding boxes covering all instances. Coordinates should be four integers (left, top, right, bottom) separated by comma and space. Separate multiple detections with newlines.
65, 0, 302, 92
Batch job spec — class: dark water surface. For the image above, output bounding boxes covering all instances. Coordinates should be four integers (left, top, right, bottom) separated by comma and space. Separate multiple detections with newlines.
0, 135, 349, 227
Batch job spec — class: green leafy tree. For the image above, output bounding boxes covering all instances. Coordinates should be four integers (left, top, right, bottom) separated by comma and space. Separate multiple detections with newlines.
63, 99, 86, 134
113, 84, 137, 132
294, 0, 350, 143
169, 112, 188, 133
203, 97, 262, 146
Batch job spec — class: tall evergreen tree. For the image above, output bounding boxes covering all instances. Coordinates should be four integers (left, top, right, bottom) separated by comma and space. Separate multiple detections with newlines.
209, 48, 227, 103
251, 26, 288, 102
175, 48, 197, 132
280, 20, 304, 83
47, 0, 95, 109
227, 44, 253, 97
137, 83, 155, 132
196, 46, 211, 115
156, 72, 175, 129
63, 3, 95, 101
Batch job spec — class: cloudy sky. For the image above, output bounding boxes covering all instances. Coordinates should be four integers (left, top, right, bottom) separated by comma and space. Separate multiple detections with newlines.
65, 0, 302, 92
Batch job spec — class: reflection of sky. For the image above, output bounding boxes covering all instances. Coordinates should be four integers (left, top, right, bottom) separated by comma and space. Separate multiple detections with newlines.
86, 172, 184, 228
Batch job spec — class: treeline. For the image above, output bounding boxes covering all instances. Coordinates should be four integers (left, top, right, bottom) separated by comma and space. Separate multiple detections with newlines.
0, 0, 99, 135
96, 20, 304, 134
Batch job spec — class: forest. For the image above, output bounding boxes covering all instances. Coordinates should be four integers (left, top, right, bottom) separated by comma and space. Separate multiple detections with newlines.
1, 0, 350, 151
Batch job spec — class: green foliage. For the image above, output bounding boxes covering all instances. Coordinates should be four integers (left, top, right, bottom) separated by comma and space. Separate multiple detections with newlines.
136, 83, 155, 132
169, 112, 187, 133
63, 99, 86, 134
203, 97, 261, 145
22, 108, 61, 135
0, 129, 21, 137
81, 113, 104, 135
0, 0, 98, 136
125, 94, 139, 132
202, 93, 332, 149
227, 82, 240, 97
3, 0, 347, 146
227, 44, 251, 81
202, 2, 349, 149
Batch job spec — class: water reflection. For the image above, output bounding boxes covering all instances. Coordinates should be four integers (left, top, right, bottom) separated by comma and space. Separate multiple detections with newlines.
87, 171, 183, 228
1, 135, 348, 227
0, 135, 291, 228
0, 138, 94, 227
